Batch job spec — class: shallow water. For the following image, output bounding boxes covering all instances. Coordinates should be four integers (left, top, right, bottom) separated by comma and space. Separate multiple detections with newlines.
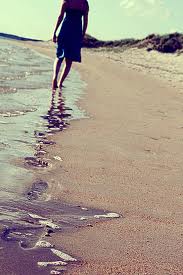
0, 41, 85, 269
0, 40, 86, 201
0, 40, 119, 274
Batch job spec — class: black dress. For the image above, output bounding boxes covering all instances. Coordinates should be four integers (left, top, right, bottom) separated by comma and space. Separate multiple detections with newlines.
57, 8, 84, 63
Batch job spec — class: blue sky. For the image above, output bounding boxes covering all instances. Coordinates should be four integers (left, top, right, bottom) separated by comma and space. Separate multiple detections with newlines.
1, 0, 183, 40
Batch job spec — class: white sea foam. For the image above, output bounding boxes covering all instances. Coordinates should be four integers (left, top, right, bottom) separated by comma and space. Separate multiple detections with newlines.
53, 156, 63, 161
39, 220, 60, 229
80, 217, 87, 220
81, 207, 88, 211
35, 240, 54, 248
38, 261, 67, 267
51, 249, 77, 262
50, 271, 61, 275
94, 213, 120, 219
28, 213, 47, 220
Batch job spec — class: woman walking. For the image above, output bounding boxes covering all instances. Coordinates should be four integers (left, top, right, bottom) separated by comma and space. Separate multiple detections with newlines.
52, 0, 89, 90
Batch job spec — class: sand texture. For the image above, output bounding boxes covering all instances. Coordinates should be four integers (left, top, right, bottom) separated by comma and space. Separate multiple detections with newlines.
4, 41, 183, 274
47, 48, 183, 274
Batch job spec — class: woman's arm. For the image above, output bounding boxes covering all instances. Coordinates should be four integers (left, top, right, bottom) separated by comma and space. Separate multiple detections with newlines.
82, 2, 89, 38
53, 0, 68, 43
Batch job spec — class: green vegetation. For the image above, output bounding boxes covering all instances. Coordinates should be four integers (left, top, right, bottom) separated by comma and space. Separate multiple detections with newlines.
84, 33, 183, 54
83, 34, 139, 49
137, 33, 183, 53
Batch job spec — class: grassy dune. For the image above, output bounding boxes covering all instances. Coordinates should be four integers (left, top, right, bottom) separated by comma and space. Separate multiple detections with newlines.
83, 32, 183, 53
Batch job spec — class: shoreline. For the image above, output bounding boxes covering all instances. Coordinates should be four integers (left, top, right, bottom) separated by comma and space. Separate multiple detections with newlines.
3, 40, 183, 274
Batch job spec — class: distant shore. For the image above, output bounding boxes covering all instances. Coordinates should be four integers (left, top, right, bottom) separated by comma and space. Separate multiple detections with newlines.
1, 31, 183, 53
3, 39, 183, 274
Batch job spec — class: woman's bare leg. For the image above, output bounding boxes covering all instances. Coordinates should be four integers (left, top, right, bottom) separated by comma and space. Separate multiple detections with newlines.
52, 58, 63, 90
58, 58, 72, 88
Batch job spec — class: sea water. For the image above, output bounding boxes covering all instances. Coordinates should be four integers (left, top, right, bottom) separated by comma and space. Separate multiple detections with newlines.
0, 40, 87, 203
0, 40, 91, 237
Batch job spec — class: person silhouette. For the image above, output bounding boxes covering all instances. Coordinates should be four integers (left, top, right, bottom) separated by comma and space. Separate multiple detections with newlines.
52, 0, 89, 90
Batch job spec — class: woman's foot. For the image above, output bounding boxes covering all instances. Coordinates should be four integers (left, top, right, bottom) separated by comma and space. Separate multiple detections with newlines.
52, 78, 58, 90
58, 82, 65, 89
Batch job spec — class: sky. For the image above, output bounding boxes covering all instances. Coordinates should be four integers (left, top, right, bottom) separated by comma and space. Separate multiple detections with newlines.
1, 0, 183, 41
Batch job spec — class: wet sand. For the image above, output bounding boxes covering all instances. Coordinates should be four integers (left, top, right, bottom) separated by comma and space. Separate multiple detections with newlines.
3, 40, 183, 274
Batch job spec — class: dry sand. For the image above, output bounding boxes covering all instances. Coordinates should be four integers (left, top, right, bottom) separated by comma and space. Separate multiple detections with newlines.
5, 41, 183, 274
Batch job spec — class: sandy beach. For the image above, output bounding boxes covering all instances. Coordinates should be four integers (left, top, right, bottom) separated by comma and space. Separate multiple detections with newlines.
1, 40, 183, 274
